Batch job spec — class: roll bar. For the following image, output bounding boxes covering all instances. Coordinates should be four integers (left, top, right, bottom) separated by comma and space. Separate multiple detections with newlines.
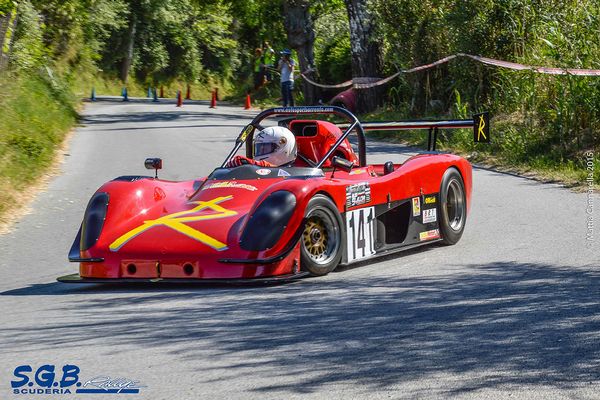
222, 106, 367, 168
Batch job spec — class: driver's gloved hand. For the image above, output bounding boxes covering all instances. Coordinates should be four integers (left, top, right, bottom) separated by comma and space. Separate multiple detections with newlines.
225, 156, 273, 168
225, 156, 250, 168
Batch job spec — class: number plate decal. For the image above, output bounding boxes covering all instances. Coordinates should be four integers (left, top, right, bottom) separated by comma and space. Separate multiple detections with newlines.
346, 207, 376, 262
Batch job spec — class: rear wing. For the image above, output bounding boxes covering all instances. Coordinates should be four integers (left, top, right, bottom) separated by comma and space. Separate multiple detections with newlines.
340, 112, 490, 151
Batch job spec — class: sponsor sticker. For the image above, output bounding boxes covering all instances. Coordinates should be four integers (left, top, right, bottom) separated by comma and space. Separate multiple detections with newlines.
239, 124, 253, 142
346, 182, 371, 208
204, 181, 257, 191
346, 207, 376, 262
277, 169, 291, 177
412, 197, 421, 216
256, 168, 271, 176
474, 112, 490, 143
419, 229, 440, 241
424, 195, 436, 205
423, 208, 437, 224
349, 168, 366, 175
273, 106, 334, 113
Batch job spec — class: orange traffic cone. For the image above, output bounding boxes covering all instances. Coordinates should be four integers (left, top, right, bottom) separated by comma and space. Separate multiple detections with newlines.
244, 93, 252, 110
209, 90, 217, 108
185, 84, 191, 100
176, 90, 183, 107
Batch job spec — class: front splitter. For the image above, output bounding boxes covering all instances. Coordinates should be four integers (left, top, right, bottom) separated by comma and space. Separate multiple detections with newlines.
57, 272, 310, 285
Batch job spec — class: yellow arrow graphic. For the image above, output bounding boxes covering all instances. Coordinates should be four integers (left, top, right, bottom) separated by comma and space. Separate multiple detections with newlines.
477, 115, 487, 141
109, 196, 237, 252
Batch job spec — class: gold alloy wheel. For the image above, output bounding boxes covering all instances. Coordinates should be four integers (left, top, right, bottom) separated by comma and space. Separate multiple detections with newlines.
303, 217, 329, 261
300, 196, 343, 275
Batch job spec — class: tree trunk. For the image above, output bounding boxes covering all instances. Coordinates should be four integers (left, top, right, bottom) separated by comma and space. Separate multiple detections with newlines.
344, 0, 383, 113
0, 14, 10, 56
0, 8, 18, 71
283, 0, 319, 105
120, 14, 137, 83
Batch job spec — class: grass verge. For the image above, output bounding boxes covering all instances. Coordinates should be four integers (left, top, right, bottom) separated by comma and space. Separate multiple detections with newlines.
0, 67, 217, 231
0, 72, 78, 228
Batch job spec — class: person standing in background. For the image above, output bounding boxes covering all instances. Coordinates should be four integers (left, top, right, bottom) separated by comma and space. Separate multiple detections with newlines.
253, 48, 265, 91
263, 41, 276, 83
278, 49, 295, 107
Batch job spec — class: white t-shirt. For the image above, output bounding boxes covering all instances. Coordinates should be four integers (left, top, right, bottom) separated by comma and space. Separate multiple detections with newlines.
279, 59, 295, 82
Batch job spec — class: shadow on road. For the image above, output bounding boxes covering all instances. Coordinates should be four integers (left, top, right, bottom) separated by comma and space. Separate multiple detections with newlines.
85, 97, 213, 106
93, 124, 245, 132
2, 261, 599, 394
81, 110, 251, 126
0, 280, 298, 296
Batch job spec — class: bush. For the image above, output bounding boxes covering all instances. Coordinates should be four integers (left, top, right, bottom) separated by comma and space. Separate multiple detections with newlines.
0, 72, 77, 222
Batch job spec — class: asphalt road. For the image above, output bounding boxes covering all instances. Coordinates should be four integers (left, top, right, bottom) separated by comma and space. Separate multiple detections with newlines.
0, 99, 598, 399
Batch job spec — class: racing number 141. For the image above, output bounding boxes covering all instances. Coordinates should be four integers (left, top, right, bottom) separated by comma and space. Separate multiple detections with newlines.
346, 207, 376, 262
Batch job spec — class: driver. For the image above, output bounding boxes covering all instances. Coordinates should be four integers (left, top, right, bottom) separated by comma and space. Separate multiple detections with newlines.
226, 126, 297, 168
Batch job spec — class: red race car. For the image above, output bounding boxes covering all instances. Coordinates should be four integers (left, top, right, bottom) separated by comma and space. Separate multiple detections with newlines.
58, 106, 490, 283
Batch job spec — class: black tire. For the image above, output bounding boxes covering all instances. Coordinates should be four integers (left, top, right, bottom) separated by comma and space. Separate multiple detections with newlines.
439, 168, 467, 245
300, 195, 344, 276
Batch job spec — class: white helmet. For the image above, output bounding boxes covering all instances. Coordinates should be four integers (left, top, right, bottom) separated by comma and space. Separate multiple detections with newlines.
254, 126, 297, 166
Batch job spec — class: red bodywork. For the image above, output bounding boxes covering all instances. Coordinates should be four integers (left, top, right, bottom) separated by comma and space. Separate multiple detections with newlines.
290, 120, 358, 167
66, 117, 472, 282
330, 88, 356, 113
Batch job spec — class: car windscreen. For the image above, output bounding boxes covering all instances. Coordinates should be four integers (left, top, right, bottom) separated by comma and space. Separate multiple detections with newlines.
207, 164, 324, 181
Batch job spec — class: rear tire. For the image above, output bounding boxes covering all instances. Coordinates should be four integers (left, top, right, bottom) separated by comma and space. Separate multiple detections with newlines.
300, 195, 344, 276
439, 168, 467, 245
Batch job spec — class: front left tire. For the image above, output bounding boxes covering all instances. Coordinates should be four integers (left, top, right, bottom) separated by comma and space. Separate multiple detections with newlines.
300, 195, 344, 276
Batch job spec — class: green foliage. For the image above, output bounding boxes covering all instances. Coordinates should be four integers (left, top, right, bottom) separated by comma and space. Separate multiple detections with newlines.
317, 35, 351, 84
8, 0, 242, 85
0, 0, 598, 192
0, 72, 77, 218
227, 0, 287, 81
313, 7, 350, 84
86, 0, 130, 55
371, 0, 599, 183
452, 89, 468, 120
7, 134, 44, 159
0, 0, 17, 16
9, 1, 47, 70
193, 2, 238, 74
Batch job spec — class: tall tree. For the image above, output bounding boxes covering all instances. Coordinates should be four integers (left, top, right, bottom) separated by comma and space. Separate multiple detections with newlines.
105, 0, 205, 85
344, 0, 383, 113
283, 0, 319, 104
0, 2, 18, 70
120, 10, 136, 82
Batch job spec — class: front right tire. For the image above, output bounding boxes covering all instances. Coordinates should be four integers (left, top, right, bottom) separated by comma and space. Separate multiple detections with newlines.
439, 168, 467, 245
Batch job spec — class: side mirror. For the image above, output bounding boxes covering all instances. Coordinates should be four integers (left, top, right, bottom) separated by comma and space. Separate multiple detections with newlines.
331, 156, 354, 172
144, 157, 162, 179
